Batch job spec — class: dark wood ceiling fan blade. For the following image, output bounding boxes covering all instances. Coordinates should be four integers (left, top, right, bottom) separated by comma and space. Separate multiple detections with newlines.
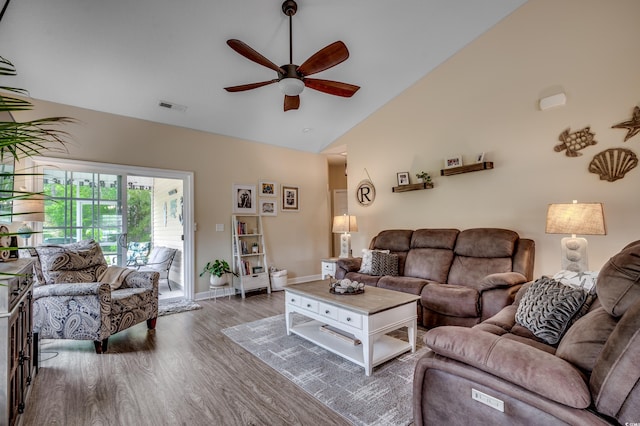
284, 95, 300, 111
227, 39, 284, 74
224, 79, 278, 92
297, 41, 349, 76
304, 78, 360, 97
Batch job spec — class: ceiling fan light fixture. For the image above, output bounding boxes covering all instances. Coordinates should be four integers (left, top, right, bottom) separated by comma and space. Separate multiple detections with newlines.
278, 78, 304, 96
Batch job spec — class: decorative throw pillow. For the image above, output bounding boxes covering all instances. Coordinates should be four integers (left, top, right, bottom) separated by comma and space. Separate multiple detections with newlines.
370, 251, 399, 276
358, 249, 390, 274
553, 270, 598, 294
35, 240, 107, 284
515, 276, 589, 345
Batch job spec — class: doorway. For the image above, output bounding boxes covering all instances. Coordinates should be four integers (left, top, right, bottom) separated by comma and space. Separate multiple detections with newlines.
31, 157, 195, 302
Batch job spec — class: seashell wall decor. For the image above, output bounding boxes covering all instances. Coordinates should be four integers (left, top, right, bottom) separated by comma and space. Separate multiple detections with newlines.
554, 126, 597, 157
589, 148, 638, 182
612, 106, 640, 142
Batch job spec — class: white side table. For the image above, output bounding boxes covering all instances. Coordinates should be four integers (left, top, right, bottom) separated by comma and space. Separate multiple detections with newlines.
321, 257, 339, 279
209, 283, 231, 302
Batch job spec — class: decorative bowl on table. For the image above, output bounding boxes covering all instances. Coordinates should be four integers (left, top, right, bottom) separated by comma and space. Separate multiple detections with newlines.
329, 278, 365, 295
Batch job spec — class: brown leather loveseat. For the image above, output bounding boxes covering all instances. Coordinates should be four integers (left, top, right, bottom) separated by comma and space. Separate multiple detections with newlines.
413, 240, 640, 425
336, 228, 535, 328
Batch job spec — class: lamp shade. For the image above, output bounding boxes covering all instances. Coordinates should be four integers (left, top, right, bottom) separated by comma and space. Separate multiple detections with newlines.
13, 196, 45, 223
332, 215, 358, 233
545, 202, 606, 235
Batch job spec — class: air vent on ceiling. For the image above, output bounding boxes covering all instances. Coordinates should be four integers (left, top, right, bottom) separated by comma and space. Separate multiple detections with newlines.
158, 100, 187, 112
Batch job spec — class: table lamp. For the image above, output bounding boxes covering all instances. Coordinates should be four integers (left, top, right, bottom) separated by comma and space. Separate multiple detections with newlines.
332, 214, 358, 258
13, 195, 45, 246
545, 200, 606, 272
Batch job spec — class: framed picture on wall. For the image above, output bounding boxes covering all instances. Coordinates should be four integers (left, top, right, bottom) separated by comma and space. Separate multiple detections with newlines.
282, 185, 299, 211
259, 180, 277, 197
259, 199, 277, 216
396, 172, 410, 186
232, 184, 256, 214
444, 155, 463, 169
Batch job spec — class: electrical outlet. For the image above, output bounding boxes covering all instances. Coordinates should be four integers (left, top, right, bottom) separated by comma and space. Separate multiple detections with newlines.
215, 223, 224, 232
472, 389, 504, 412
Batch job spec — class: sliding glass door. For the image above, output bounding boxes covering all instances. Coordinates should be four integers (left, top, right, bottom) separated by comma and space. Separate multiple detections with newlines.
32, 156, 195, 302
43, 170, 126, 264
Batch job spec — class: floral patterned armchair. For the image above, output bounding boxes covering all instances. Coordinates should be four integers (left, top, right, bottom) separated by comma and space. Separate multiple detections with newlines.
30, 240, 159, 353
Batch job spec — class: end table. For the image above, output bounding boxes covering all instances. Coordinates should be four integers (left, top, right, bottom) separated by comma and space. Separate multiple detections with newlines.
321, 257, 339, 279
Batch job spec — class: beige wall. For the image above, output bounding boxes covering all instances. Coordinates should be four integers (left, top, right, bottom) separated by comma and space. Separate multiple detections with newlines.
329, 0, 640, 277
13, 101, 331, 295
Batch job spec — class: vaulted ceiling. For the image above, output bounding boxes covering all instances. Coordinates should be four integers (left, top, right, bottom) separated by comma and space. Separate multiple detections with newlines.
0, 0, 527, 153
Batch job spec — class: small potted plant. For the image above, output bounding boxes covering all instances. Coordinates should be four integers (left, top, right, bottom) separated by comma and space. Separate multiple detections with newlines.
415, 171, 432, 185
200, 259, 238, 287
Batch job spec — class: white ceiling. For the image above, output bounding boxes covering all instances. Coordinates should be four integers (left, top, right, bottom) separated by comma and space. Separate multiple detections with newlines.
0, 0, 527, 154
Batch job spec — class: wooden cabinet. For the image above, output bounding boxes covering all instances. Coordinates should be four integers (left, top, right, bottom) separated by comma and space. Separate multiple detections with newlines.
0, 259, 35, 426
232, 215, 271, 298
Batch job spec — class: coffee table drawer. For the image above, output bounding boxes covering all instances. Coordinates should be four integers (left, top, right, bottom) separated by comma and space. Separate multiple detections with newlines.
319, 302, 339, 320
301, 297, 319, 313
338, 309, 362, 329
287, 293, 302, 307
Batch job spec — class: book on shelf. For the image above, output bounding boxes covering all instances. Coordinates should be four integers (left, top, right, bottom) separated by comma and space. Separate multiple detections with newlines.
241, 260, 251, 275
236, 221, 247, 235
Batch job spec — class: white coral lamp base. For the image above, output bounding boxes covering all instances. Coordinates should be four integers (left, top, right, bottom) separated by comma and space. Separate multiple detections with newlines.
339, 233, 352, 258
560, 236, 589, 272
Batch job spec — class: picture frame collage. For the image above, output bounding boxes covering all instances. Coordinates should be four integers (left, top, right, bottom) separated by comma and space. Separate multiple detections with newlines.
232, 181, 299, 216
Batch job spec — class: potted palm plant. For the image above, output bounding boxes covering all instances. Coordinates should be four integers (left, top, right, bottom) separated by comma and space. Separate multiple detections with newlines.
0, 56, 71, 260
200, 259, 238, 286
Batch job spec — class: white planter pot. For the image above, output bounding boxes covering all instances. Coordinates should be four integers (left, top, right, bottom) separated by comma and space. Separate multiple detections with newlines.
209, 273, 229, 287
416, 178, 424, 183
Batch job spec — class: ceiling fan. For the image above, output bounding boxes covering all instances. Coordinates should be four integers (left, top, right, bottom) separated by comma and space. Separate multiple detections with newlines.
224, 0, 360, 112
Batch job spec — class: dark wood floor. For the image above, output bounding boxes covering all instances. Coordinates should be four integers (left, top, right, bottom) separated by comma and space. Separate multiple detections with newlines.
21, 291, 352, 426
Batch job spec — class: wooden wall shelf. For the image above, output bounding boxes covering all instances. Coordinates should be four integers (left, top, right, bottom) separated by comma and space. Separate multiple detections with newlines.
440, 162, 494, 176
392, 182, 434, 193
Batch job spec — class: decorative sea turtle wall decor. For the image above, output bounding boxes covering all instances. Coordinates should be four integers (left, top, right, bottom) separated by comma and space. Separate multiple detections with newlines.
554, 126, 597, 157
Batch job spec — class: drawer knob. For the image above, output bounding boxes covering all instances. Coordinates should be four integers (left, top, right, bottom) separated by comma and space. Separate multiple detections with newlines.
290, 299, 295, 302
306, 304, 311, 308
346, 317, 351, 322
325, 310, 330, 314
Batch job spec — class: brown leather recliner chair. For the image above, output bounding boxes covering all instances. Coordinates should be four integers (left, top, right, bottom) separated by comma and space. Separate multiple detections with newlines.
413, 240, 640, 425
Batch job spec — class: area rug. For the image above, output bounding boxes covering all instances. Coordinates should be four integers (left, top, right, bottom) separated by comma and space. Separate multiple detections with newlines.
222, 314, 428, 426
158, 299, 202, 317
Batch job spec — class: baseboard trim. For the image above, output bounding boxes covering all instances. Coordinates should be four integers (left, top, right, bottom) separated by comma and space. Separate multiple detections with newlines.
194, 274, 325, 299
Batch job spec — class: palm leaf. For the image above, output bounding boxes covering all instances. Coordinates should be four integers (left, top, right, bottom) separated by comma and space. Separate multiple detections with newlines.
0, 56, 72, 277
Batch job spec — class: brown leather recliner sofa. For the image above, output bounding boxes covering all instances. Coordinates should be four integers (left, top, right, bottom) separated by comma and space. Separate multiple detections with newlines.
413, 240, 640, 425
335, 228, 535, 328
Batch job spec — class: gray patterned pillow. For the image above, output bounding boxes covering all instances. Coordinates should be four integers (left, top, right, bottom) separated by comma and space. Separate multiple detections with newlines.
370, 251, 399, 276
553, 270, 598, 294
358, 249, 389, 274
35, 240, 107, 284
515, 276, 588, 345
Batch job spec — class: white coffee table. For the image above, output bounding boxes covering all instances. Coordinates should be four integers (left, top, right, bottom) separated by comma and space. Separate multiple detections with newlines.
285, 281, 420, 376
